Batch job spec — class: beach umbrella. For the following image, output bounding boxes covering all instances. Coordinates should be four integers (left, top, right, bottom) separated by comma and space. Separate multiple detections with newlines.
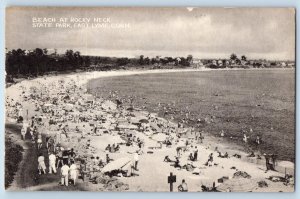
84, 94, 94, 102
118, 118, 128, 123
101, 157, 132, 173
64, 103, 74, 110
118, 123, 139, 130
168, 122, 177, 128
277, 161, 294, 168
130, 117, 140, 124
127, 107, 134, 111
177, 140, 186, 147
43, 103, 53, 107
149, 113, 158, 118
132, 111, 148, 118
136, 115, 148, 120
143, 130, 153, 136
151, 133, 167, 142
277, 161, 294, 175
216, 178, 257, 192
102, 100, 117, 110
150, 122, 162, 133
158, 117, 168, 124
192, 167, 201, 174
124, 129, 138, 136
139, 119, 149, 123
89, 121, 98, 126
179, 158, 192, 167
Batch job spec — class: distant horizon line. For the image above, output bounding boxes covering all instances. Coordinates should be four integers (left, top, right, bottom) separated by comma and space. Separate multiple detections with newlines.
5, 47, 295, 62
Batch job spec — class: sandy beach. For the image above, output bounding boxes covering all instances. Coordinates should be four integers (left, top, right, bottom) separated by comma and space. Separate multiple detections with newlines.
5, 68, 295, 192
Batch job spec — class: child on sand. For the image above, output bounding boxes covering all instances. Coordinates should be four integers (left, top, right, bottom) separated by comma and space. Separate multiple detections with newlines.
178, 179, 188, 192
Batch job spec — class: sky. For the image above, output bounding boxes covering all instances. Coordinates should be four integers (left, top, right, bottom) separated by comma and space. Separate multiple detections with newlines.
5, 7, 296, 60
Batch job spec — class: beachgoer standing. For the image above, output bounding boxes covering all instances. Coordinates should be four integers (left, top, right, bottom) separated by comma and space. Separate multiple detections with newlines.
37, 134, 43, 150
56, 147, 64, 168
68, 148, 76, 165
69, 161, 78, 185
220, 130, 225, 137
106, 154, 111, 164
193, 146, 198, 161
243, 134, 249, 143
49, 152, 57, 174
60, 164, 70, 186
21, 127, 26, 140
133, 151, 139, 171
199, 132, 204, 144
38, 154, 46, 175
256, 135, 261, 145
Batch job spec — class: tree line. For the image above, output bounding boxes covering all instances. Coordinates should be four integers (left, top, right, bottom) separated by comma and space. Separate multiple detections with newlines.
5, 48, 91, 78
6, 48, 294, 82
5, 48, 194, 81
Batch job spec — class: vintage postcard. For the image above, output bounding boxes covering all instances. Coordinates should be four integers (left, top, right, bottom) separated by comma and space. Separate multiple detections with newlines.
5, 7, 295, 192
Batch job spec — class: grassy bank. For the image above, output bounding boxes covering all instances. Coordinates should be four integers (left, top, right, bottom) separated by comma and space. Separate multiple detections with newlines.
5, 133, 24, 189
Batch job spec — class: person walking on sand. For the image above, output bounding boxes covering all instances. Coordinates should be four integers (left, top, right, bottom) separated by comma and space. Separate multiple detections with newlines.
199, 132, 204, 144
38, 154, 46, 175
133, 151, 139, 171
193, 146, 198, 161
49, 152, 57, 174
60, 163, 70, 186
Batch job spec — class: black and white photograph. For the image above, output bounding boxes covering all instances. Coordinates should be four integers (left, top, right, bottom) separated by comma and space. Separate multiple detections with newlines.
4, 7, 295, 192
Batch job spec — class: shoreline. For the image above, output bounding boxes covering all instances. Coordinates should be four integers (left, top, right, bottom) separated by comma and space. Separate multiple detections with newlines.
5, 67, 295, 192
6, 67, 295, 165
6, 67, 295, 88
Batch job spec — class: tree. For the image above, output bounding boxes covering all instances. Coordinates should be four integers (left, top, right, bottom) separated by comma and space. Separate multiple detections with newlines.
74, 51, 82, 69
187, 54, 193, 64
230, 53, 237, 60
117, 58, 130, 66
139, 55, 144, 65
43, 48, 48, 55
83, 56, 91, 68
241, 55, 247, 61
32, 48, 46, 75
144, 57, 150, 65
65, 49, 74, 61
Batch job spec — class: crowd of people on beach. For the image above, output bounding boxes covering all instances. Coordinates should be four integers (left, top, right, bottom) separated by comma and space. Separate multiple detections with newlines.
5, 75, 294, 191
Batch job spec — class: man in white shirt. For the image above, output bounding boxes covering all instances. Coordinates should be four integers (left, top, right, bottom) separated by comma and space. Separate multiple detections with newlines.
69, 161, 77, 185
38, 154, 46, 175
48, 152, 57, 174
61, 164, 70, 186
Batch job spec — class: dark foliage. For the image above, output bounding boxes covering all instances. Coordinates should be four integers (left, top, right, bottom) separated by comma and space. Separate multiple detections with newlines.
5, 137, 24, 189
